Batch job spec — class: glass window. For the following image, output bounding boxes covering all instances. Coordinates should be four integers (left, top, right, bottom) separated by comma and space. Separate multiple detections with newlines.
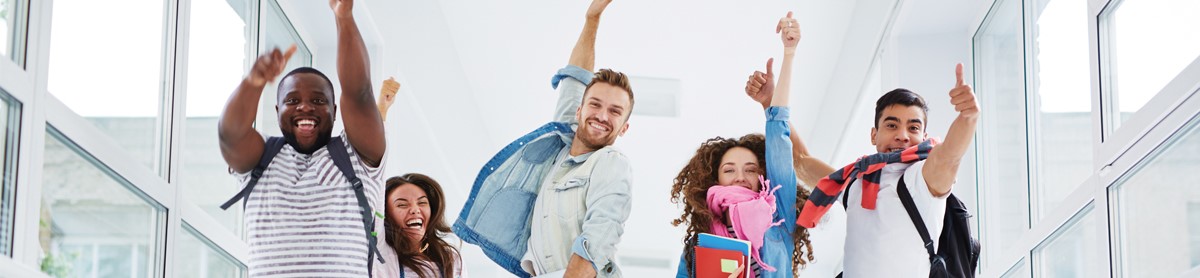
1103, 0, 1200, 130
1034, 206, 1104, 277
256, 0, 313, 138
973, 0, 1030, 267
1, 0, 8, 57
2, 0, 26, 66
1, 0, 23, 63
1000, 259, 1030, 278
1029, 0, 1093, 220
182, 0, 250, 235
175, 223, 244, 278
46, 0, 167, 171
39, 128, 164, 277
0, 90, 19, 257
1115, 115, 1200, 276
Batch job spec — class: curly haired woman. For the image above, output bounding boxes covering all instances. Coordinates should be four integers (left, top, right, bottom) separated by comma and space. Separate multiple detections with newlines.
670, 12, 835, 278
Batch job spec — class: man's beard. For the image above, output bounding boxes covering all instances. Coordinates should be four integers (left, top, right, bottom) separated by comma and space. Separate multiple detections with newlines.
282, 130, 332, 155
576, 128, 613, 152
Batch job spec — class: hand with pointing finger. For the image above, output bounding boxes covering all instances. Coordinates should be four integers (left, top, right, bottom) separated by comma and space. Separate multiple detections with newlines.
776, 11, 801, 51
246, 44, 298, 88
745, 58, 776, 109
949, 63, 979, 119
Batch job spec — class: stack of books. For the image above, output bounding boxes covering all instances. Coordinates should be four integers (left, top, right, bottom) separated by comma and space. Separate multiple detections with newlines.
694, 233, 752, 278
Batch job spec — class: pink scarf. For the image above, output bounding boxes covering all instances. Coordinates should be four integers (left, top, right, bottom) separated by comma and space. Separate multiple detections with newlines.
706, 176, 784, 272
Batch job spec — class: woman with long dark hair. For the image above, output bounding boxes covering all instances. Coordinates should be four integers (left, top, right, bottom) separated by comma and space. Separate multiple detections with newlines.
384, 173, 465, 278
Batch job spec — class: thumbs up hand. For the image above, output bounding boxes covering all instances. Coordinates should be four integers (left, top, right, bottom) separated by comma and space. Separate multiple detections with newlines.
949, 63, 979, 119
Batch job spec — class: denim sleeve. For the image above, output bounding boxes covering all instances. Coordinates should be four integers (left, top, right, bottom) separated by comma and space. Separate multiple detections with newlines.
675, 250, 689, 278
570, 149, 633, 277
551, 65, 593, 124
765, 106, 798, 233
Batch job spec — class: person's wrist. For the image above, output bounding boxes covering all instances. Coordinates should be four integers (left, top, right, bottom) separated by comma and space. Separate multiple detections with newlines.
245, 75, 265, 88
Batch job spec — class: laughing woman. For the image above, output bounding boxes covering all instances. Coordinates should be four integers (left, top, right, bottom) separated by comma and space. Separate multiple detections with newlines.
385, 174, 465, 278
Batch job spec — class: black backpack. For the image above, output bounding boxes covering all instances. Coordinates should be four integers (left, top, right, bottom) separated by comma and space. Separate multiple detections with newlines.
896, 175, 981, 278
219, 136, 386, 273
839, 174, 980, 278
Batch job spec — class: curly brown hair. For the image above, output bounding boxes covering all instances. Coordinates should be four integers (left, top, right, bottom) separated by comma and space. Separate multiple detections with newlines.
669, 134, 815, 277
384, 173, 459, 278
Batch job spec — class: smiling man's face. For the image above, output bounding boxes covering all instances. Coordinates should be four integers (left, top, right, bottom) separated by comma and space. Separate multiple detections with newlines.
276, 72, 336, 154
871, 104, 927, 153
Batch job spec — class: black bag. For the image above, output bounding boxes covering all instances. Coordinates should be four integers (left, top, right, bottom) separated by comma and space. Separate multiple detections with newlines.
895, 175, 980, 278
220, 136, 386, 272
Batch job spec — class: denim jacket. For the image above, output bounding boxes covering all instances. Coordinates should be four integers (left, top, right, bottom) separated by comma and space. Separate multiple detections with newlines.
676, 106, 798, 278
453, 66, 632, 277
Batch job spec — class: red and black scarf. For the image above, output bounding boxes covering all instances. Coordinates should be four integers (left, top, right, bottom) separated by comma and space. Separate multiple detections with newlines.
796, 138, 939, 228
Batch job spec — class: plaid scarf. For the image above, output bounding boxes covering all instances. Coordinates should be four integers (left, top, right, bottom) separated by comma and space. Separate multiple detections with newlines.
796, 138, 939, 228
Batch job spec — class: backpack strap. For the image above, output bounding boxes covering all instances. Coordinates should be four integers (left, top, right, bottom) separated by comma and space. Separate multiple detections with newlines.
325, 136, 386, 273
220, 137, 287, 210
895, 175, 938, 261
842, 177, 857, 210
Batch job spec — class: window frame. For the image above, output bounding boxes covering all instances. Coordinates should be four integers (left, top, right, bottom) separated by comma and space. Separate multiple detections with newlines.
1, 0, 309, 276
968, 0, 1200, 275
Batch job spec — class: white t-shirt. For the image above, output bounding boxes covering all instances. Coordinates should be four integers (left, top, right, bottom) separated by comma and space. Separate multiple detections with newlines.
842, 160, 949, 278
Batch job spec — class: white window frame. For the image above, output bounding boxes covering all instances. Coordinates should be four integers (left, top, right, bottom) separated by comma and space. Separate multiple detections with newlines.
968, 0, 1200, 276
1, 0, 311, 277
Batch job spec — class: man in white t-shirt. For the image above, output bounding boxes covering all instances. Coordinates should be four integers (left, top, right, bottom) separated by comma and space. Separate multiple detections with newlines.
792, 64, 979, 276
836, 65, 978, 277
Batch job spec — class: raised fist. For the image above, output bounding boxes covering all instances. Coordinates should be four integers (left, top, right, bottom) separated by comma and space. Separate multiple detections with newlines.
776, 12, 801, 49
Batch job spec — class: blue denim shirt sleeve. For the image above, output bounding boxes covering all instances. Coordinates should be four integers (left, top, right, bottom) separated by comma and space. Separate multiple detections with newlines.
570, 148, 633, 277
765, 106, 798, 233
675, 251, 689, 277
552, 65, 592, 125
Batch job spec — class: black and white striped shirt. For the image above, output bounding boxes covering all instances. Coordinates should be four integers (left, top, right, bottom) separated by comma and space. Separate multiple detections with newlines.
727, 226, 762, 278
235, 132, 387, 277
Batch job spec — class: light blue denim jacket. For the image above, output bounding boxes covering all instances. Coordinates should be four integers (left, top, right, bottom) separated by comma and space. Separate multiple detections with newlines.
453, 66, 633, 277
676, 106, 798, 278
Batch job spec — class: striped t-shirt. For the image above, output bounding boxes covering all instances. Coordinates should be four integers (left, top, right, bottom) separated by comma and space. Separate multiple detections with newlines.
234, 132, 390, 277
726, 226, 762, 277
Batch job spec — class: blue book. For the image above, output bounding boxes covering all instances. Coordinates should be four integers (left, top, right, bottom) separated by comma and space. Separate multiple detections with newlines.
697, 233, 752, 258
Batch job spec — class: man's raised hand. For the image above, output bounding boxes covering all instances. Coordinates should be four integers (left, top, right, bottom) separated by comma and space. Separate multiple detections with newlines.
950, 63, 979, 119
746, 58, 775, 109
246, 44, 297, 87
329, 0, 353, 19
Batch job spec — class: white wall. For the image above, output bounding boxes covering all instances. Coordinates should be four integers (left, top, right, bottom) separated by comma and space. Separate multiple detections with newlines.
881, 29, 980, 230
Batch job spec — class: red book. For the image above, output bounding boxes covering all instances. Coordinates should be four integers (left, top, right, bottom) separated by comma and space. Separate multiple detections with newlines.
695, 246, 748, 278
